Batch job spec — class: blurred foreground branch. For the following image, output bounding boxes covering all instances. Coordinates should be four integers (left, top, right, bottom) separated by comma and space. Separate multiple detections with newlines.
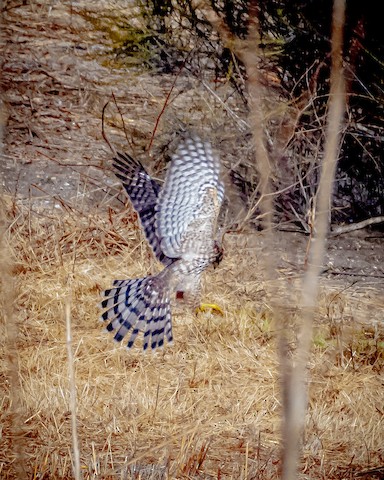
0, 84, 27, 480
281, 1, 346, 478
197, 0, 346, 478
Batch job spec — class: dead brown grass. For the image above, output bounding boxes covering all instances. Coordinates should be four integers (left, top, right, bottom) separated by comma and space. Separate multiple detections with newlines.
0, 198, 383, 479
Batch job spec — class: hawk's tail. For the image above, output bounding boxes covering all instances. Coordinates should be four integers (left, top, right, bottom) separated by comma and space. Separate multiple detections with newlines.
99, 275, 172, 350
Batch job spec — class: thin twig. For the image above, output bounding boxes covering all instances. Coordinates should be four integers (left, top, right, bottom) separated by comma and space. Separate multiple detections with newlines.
331, 215, 384, 236
112, 91, 131, 150
201, 80, 249, 132
101, 101, 114, 153
147, 57, 188, 152
65, 300, 82, 480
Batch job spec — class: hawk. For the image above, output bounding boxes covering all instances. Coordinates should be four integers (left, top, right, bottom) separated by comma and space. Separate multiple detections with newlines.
100, 135, 225, 350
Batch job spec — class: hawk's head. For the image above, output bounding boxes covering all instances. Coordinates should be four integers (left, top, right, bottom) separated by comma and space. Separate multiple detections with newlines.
212, 241, 224, 268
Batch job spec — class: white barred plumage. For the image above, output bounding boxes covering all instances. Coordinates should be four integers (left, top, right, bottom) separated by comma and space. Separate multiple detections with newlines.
100, 135, 224, 350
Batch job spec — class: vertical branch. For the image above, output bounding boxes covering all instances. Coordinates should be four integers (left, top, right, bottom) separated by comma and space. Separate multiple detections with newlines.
65, 300, 82, 480
192, 2, 345, 478
1, 7, 27, 476
1, 207, 27, 480
197, 0, 276, 276
240, 1, 274, 234
196, 0, 274, 243
281, 1, 346, 479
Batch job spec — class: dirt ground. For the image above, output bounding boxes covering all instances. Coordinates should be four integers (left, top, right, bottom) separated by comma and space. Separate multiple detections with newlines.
1, 1, 383, 479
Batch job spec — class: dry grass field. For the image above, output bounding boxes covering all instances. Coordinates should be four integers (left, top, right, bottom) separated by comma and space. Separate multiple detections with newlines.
1, 1, 383, 479
1, 198, 383, 479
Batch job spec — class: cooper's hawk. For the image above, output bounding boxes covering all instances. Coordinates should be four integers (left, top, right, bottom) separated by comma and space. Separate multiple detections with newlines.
100, 135, 225, 350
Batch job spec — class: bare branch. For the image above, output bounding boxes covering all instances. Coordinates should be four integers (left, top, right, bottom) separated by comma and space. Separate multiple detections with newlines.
281, 1, 347, 479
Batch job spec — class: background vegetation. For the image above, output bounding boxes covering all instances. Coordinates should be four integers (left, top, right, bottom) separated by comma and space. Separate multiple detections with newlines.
110, 0, 384, 230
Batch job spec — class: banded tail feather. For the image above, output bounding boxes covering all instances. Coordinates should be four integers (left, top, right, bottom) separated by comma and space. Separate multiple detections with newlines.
100, 275, 173, 350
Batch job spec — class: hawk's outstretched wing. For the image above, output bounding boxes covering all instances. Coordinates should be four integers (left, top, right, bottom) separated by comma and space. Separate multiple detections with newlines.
113, 152, 173, 266
156, 136, 225, 259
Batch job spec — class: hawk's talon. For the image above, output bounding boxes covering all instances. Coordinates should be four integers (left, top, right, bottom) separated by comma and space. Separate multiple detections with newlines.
196, 303, 224, 316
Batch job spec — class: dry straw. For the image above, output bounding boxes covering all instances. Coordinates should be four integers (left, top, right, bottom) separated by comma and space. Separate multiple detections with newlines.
0, 169, 382, 479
